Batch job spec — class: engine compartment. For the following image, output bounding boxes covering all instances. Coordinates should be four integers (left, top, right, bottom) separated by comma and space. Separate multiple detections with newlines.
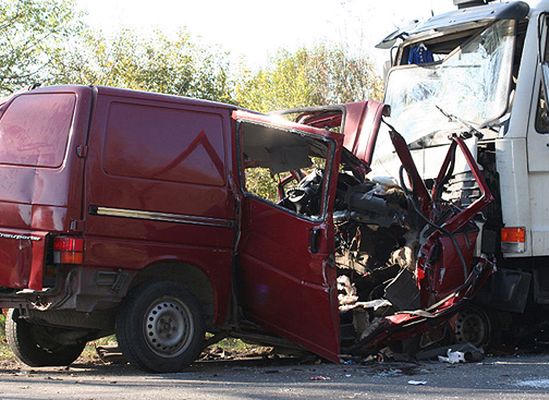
280, 167, 422, 345
238, 112, 494, 356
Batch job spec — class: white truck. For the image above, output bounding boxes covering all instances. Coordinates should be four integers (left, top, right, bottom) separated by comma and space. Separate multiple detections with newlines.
370, 0, 549, 346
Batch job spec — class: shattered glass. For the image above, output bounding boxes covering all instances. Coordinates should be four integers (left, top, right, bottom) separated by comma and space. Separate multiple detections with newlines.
384, 19, 516, 144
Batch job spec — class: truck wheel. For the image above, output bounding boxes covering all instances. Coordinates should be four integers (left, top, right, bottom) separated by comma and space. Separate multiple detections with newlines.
5, 309, 86, 367
454, 307, 492, 347
115, 281, 205, 372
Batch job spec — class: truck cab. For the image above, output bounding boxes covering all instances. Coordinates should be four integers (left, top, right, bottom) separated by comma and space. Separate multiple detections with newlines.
374, 0, 549, 342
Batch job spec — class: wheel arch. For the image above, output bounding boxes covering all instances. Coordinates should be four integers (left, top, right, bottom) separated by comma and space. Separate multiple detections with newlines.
128, 261, 216, 327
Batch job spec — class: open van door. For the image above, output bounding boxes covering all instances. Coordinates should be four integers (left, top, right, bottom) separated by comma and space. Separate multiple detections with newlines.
233, 110, 343, 363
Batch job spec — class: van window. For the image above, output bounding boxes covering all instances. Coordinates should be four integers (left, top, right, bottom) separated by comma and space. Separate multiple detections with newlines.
103, 102, 226, 186
0, 93, 76, 167
239, 121, 332, 221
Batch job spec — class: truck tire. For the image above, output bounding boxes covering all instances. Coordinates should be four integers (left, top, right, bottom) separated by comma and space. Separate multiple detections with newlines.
5, 309, 86, 367
115, 281, 205, 372
454, 306, 492, 347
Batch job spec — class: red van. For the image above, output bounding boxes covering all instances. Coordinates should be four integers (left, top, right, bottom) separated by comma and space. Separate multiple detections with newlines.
0, 85, 494, 372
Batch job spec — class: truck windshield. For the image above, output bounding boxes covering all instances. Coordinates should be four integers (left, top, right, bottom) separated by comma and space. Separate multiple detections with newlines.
384, 19, 516, 144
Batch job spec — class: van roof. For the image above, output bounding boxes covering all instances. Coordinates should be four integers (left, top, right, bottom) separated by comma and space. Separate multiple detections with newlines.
28, 84, 239, 112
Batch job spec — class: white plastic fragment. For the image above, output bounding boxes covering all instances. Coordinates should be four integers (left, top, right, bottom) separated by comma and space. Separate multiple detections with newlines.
438, 349, 466, 364
407, 380, 427, 385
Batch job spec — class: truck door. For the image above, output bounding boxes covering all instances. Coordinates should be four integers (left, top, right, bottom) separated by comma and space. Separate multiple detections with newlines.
526, 15, 549, 257
233, 111, 342, 363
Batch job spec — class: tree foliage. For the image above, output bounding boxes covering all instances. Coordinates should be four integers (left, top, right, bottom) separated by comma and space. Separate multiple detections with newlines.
0, 0, 83, 94
0, 2, 382, 108
236, 46, 383, 112
49, 29, 234, 102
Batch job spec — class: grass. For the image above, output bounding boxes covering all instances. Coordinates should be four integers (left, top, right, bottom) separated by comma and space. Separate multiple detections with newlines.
214, 337, 255, 352
0, 314, 11, 361
0, 314, 4, 340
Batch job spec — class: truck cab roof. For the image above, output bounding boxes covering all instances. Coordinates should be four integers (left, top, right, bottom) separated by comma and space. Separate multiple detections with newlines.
376, 0, 530, 49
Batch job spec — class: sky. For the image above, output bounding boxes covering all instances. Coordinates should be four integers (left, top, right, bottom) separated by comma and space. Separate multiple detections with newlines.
76, 0, 455, 72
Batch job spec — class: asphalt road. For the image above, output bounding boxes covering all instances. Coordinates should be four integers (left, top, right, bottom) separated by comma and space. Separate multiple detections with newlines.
1, 354, 549, 400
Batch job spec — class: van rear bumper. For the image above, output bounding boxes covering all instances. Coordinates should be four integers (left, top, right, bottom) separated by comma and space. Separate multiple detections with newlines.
0, 266, 134, 313
0, 229, 48, 290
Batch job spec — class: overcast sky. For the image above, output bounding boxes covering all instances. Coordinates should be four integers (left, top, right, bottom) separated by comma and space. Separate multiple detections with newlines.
76, 0, 455, 71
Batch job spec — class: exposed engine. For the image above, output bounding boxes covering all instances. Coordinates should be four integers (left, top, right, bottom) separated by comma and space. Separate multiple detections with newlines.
280, 168, 423, 345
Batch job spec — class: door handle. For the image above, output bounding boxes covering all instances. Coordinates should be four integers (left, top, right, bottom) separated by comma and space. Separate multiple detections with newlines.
310, 227, 321, 254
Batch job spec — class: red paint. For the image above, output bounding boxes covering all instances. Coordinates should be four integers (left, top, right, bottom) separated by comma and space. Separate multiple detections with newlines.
280, 101, 388, 169
234, 112, 344, 362
0, 85, 494, 363
357, 135, 495, 348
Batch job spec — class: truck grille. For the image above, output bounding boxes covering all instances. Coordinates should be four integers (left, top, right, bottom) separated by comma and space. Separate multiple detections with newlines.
441, 171, 480, 207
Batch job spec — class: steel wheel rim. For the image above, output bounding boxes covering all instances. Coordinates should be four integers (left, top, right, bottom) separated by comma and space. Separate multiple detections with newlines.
456, 311, 489, 347
144, 297, 194, 358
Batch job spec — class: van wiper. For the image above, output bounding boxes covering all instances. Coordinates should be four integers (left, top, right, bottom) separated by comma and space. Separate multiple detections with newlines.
435, 105, 484, 139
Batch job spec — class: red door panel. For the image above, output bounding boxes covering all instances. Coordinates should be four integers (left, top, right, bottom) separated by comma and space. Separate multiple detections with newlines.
238, 198, 339, 362
234, 111, 343, 363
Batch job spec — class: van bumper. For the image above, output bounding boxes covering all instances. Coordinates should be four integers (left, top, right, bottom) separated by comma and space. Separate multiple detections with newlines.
0, 266, 134, 313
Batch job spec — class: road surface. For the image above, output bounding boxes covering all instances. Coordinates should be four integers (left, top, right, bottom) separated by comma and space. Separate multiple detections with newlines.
0, 354, 548, 399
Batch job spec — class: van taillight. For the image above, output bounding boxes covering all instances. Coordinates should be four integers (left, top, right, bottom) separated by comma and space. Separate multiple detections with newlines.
53, 236, 84, 264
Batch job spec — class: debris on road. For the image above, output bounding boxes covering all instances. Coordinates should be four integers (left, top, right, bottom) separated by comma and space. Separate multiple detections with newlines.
438, 350, 466, 364
309, 375, 331, 381
407, 380, 427, 386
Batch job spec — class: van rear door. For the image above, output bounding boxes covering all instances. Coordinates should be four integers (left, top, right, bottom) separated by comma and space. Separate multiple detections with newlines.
0, 86, 92, 289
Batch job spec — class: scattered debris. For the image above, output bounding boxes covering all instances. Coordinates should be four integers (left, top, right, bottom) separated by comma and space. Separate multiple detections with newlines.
310, 375, 331, 381
376, 368, 402, 378
438, 350, 466, 364
407, 380, 427, 386
200, 345, 275, 361
96, 345, 126, 364
417, 343, 484, 363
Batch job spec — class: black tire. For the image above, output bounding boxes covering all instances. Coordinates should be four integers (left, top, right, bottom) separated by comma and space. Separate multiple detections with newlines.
5, 309, 86, 367
115, 281, 205, 372
454, 306, 492, 347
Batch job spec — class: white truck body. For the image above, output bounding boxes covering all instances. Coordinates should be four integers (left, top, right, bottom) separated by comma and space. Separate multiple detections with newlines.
372, 0, 549, 320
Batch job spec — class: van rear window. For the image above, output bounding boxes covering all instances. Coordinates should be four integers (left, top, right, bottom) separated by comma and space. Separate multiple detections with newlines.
0, 93, 76, 168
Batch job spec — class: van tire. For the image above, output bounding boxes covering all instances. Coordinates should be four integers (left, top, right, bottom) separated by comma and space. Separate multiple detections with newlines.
115, 281, 205, 372
5, 309, 86, 367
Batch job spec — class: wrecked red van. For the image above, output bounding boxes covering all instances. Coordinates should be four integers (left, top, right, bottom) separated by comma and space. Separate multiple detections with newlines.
0, 85, 493, 372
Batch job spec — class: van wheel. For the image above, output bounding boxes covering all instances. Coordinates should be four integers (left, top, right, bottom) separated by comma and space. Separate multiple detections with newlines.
116, 281, 205, 372
5, 309, 86, 367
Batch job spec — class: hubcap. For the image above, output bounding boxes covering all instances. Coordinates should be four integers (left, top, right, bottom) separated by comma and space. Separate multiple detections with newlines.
144, 297, 194, 358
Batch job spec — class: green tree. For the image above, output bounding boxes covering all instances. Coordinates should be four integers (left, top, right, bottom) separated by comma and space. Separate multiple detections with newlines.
0, 0, 83, 95
49, 28, 234, 102
236, 45, 383, 112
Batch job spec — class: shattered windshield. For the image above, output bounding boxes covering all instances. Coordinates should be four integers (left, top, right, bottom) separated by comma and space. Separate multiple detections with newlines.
384, 19, 516, 144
